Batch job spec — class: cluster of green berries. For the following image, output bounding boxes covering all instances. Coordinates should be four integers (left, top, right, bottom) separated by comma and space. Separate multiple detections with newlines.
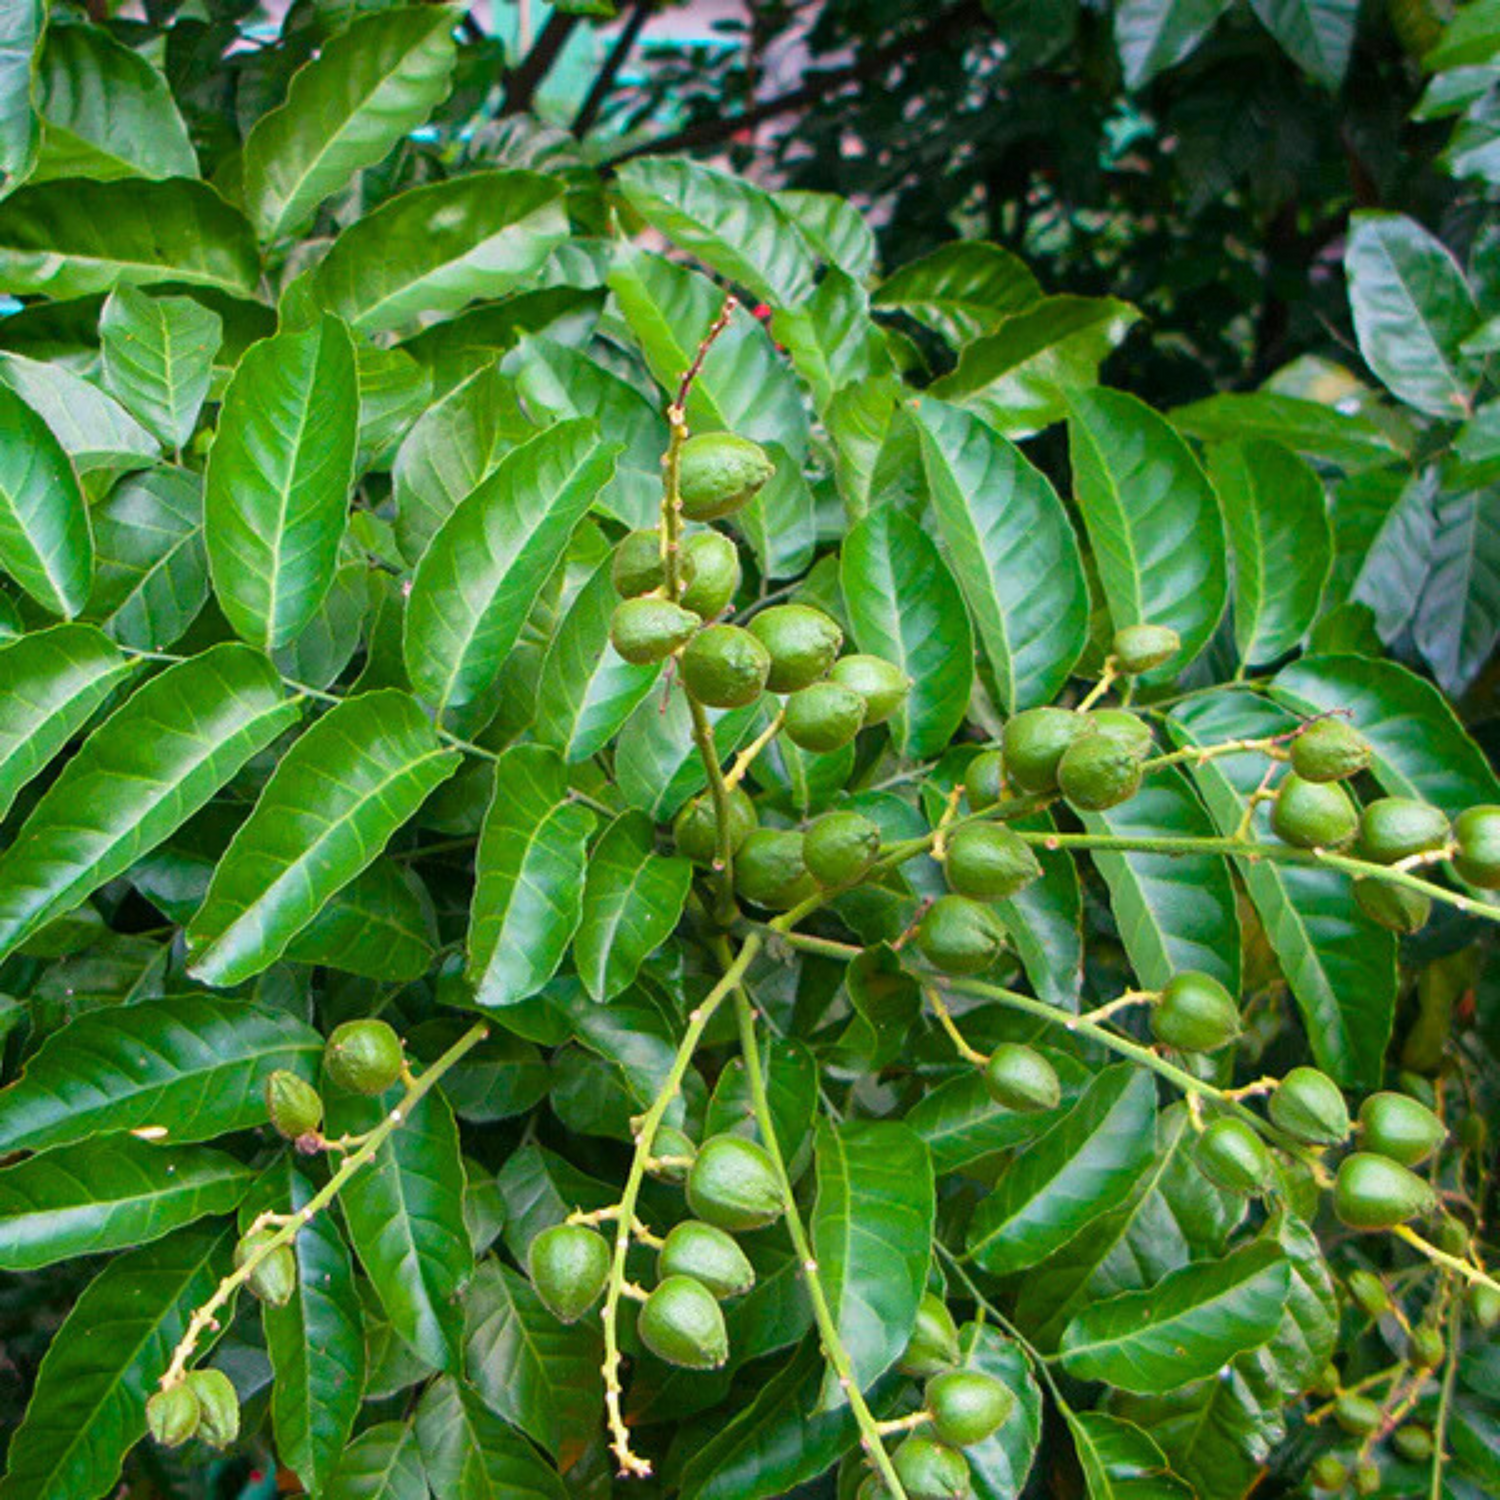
145, 1368, 240, 1452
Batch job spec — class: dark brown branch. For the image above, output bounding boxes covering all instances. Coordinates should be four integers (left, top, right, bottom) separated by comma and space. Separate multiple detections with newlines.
501, 9, 581, 118
572, 1, 652, 137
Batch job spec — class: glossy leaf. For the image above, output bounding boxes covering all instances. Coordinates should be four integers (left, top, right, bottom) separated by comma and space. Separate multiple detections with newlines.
1414, 481, 1500, 694
614, 688, 761, 821
1124, 1369, 1270, 1500
1169, 390, 1407, 471
770, 269, 894, 413
1068, 1411, 1194, 1500
1249, 0, 1359, 85
1116, 0, 1233, 87
325, 1421, 427, 1500
416, 1376, 567, 1500
99, 287, 222, 449
285, 857, 436, 981
0, 0, 41, 190
872, 241, 1042, 346
777, 189, 878, 280
734, 440, 817, 583
705, 1036, 820, 1174
997, 811, 1085, 1010
962, 1324, 1044, 1500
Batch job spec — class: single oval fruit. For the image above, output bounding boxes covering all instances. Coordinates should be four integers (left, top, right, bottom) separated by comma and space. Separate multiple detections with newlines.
783, 681, 867, 753
1091, 708, 1154, 759
657, 1220, 756, 1300
1353, 876, 1431, 934
963, 750, 1005, 811
1151, 971, 1241, 1053
610, 597, 700, 665
529, 1223, 611, 1323
1410, 1322, 1446, 1367
673, 787, 757, 865
1057, 733, 1142, 812
1358, 797, 1451, 865
686, 1134, 783, 1232
1346, 1268, 1390, 1318
1468, 1282, 1500, 1331
1291, 718, 1372, 782
804, 809, 882, 886
680, 625, 771, 709
679, 530, 741, 619
323, 1019, 404, 1096
917, 895, 1007, 976
1271, 773, 1358, 850
1393, 1425, 1434, 1463
1453, 805, 1500, 888
234, 1229, 297, 1307
1196, 1117, 1273, 1195
612, 529, 684, 599
1333, 1152, 1436, 1230
983, 1044, 1060, 1113
1358, 1091, 1446, 1167
829, 654, 910, 726
1355, 1461, 1382, 1498
925, 1369, 1015, 1448
1310, 1456, 1348, 1492
638, 1274, 730, 1368
678, 432, 774, 521
944, 823, 1041, 901
186, 1368, 240, 1450
1001, 707, 1091, 793
893, 1435, 971, 1500
646, 1123, 698, 1184
733, 828, 817, 911
1112, 623, 1180, 674
1269, 1067, 1350, 1145
748, 605, 844, 693
146, 1384, 201, 1449
265, 1069, 322, 1140
899, 1292, 961, 1377
1334, 1393, 1383, 1435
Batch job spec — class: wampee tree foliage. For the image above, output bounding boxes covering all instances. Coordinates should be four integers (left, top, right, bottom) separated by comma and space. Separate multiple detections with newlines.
1, 4, 1500, 1500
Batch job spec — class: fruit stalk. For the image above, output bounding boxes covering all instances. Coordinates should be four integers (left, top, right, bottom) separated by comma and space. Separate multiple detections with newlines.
1393, 1225, 1500, 1297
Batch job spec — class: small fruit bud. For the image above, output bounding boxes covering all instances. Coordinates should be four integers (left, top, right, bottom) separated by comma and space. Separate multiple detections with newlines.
1334, 1393, 1382, 1436
1357, 1091, 1446, 1167
1196, 1117, 1273, 1195
1354, 1460, 1382, 1497
234, 1229, 297, 1307
1468, 1281, 1500, 1331
782, 681, 868, 753
1271, 774, 1358, 850
983, 1044, 1061, 1113
680, 625, 772, 709
686, 1135, 783, 1232
747, 605, 843, 693
899, 1293, 961, 1377
1310, 1455, 1348, 1491
1393, 1424, 1433, 1462
323, 1019, 404, 1096
1437, 1217, 1470, 1256
829, 654, 910, 726
1358, 798, 1450, 865
185, 1368, 240, 1449
1150, 971, 1241, 1053
1346, 1269, 1391, 1318
638, 1275, 729, 1368
1410, 1322, 1445, 1368
733, 828, 818, 911
678, 432, 774, 521
1269, 1067, 1350, 1145
609, 597, 699, 664
1453, 804, 1500, 888
146, 1384, 201, 1448
265, 1069, 323, 1140
1057, 733, 1143, 812
657, 1220, 756, 1300
529, 1223, 611, 1324
944, 823, 1041, 901
1291, 718, 1372, 782
1111, 623, 1180, 675
1001, 707, 1092, 794
892, 1434, 970, 1500
645, 1124, 698, 1184
803, 810, 882, 887
917, 895, 1007, 976
1333, 1153, 1437, 1231
673, 788, 757, 865
924, 1369, 1015, 1448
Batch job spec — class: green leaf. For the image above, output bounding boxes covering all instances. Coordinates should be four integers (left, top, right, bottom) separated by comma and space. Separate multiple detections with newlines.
811, 1119, 935, 1403
776, 189, 878, 280
913, 396, 1088, 713
998, 811, 1085, 1010
962, 1324, 1044, 1500
0, 380, 92, 617
0, 0, 41, 190
1123, 1370, 1270, 1500
1067, 387, 1228, 675
967, 1065, 1157, 1275
771, 269, 894, 413
575, 811, 691, 1002
1170, 691, 1396, 1087
416, 1375, 567, 1500
705, 1037, 820, 1175
243, 6, 458, 241
1060, 1241, 1290, 1393
1346, 211, 1481, 418
205, 314, 358, 652
0, 1136, 250, 1270
285, 857, 437, 981
1248, 0, 1359, 85
1067, 1411, 1193, 1500
326, 1421, 427, 1500
404, 418, 619, 714
1426, 1, 1500, 68
616, 156, 817, 307
310, 171, 568, 334
0, 622, 134, 821
734, 441, 817, 583
0, 644, 299, 963
0, 1223, 230, 1500
1414, 480, 1500, 694
496, 1144, 614, 1265
186, 689, 458, 987
614, 688, 761, 821
329, 1081, 471, 1371
1115, 0, 1233, 87
0, 994, 321, 1153
466, 744, 594, 1008
1170, 390, 1408, 471
0, 177, 259, 298
841, 504, 973, 759
872, 241, 1042, 347
1240, 1212, 1338, 1400
100, 287, 222, 449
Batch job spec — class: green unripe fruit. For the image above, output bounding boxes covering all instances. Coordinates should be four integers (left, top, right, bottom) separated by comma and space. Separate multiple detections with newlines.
1460, 1113, 1488, 1151
1346, 1269, 1391, 1318
1272, 774, 1358, 850
234, 1229, 297, 1307
265, 1069, 323, 1140
147, 1384, 201, 1448
1334, 1393, 1383, 1436
733, 828, 817, 911
1394, 1425, 1433, 1463
646, 1124, 698, 1184
1291, 718, 1372, 782
1057, 733, 1143, 812
1469, 1282, 1500, 1331
673, 787, 757, 865
678, 432, 774, 521
1334, 1152, 1437, 1231
1310, 1456, 1348, 1491
1270, 1067, 1350, 1145
1357, 1091, 1446, 1167
748, 605, 844, 693
899, 1293, 961, 1377
638, 1274, 730, 1368
829, 654, 910, 726
657, 1220, 756, 1300
1398, 1070, 1438, 1107
1151, 971, 1241, 1053
1196, 1117, 1273, 1195
963, 750, 1005, 811
857, 1478, 886, 1500
944, 823, 1041, 901
610, 597, 700, 664
679, 530, 741, 619
1453, 805, 1500, 888
983, 1044, 1060, 1112
1410, 1322, 1445, 1368
529, 1223, 611, 1323
892, 1435, 971, 1500
323, 1019, 404, 1095
917, 895, 1007, 976
185, 1368, 239, 1449
1112, 623, 1180, 674
783, 681, 867, 752
1354, 1460, 1382, 1497
1311, 1363, 1341, 1396
1002, 707, 1092, 793
925, 1369, 1016, 1448
680, 625, 771, 708
1090, 708, 1154, 759
1358, 797, 1450, 864
1353, 877, 1431, 934
803, 810, 882, 886
686, 1134, 783, 1232
612, 530, 684, 599
1437, 1217, 1470, 1256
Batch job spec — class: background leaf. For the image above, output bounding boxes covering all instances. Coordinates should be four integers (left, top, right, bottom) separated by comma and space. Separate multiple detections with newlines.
100, 288, 222, 450
325, 1421, 427, 1500
415, 1375, 567, 1500
872, 241, 1041, 346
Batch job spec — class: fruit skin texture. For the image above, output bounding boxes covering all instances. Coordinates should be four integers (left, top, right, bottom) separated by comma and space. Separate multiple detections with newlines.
1333, 1152, 1437, 1230
1271, 773, 1358, 850
323, 1019, 404, 1096
1454, 805, 1500, 887
680, 624, 771, 709
147, 1384, 200, 1448
829, 654, 910, 726
803, 810, 882, 886
674, 787, 757, 864
1334, 1393, 1382, 1435
679, 530, 741, 619
733, 828, 817, 911
1091, 708, 1154, 758
186, 1368, 240, 1449
1057, 733, 1142, 812
528, 1223, 611, 1323
1291, 718, 1371, 782
944, 823, 1041, 901
657, 1220, 756, 1299
983, 1044, 1060, 1112
646, 1124, 698, 1184
638, 1274, 730, 1368
1002, 707, 1091, 793
265, 1069, 322, 1140
1346, 1269, 1391, 1317
686, 1134, 784, 1232
1353, 876, 1431, 934
1358, 1091, 1446, 1167
783, 681, 867, 752
1469, 1282, 1500, 1331
677, 432, 774, 521
609, 597, 700, 665
1112, 623, 1180, 674
893, 1435, 971, 1500
612, 529, 680, 598
926, 1369, 1016, 1447
1410, 1323, 1446, 1367
963, 750, 1005, 810
748, 605, 844, 693
1196, 1117, 1272, 1194
1310, 1456, 1348, 1491
1150, 971, 1241, 1053
899, 1293, 961, 1377
234, 1229, 297, 1306
1269, 1067, 1350, 1145
917, 895, 1007, 975
1394, 1426, 1434, 1463
1358, 797, 1450, 864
